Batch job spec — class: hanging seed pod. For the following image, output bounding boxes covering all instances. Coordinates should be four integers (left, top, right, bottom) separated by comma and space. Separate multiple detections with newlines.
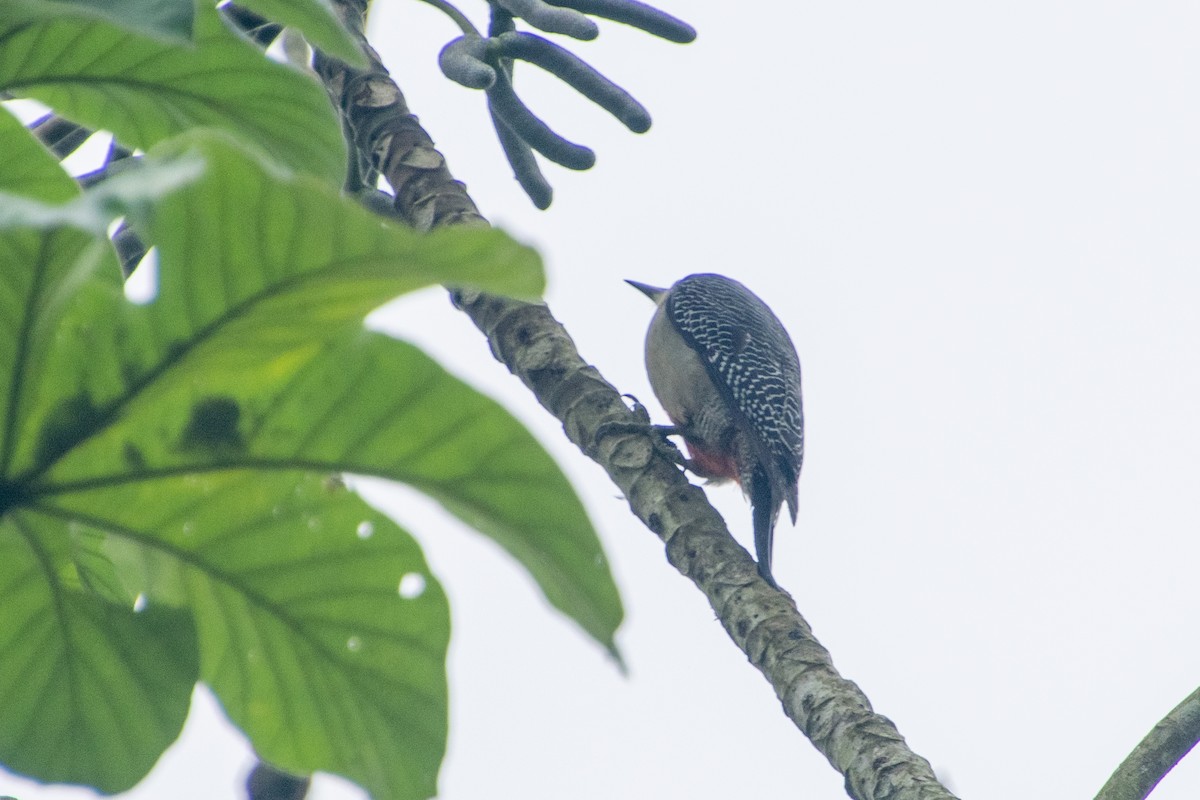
439, 34, 497, 89
545, 0, 695, 42
489, 101, 553, 208
492, 0, 598, 40
485, 65, 596, 170
493, 32, 651, 133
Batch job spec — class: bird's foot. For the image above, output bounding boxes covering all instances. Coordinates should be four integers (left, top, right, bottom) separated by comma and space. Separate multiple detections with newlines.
593, 396, 690, 468
622, 393, 652, 425
592, 395, 650, 449
648, 424, 692, 468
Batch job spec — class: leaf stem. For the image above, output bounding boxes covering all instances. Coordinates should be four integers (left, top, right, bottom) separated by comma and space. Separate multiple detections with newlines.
413, 0, 481, 37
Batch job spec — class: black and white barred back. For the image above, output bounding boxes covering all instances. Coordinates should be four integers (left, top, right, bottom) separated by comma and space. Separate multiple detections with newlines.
665, 273, 805, 495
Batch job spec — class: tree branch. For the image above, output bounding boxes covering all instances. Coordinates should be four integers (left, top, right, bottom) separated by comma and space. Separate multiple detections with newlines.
1096, 686, 1200, 800
313, 3, 957, 798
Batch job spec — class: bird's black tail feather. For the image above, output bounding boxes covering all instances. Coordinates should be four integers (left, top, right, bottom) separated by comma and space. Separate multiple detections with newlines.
750, 466, 780, 588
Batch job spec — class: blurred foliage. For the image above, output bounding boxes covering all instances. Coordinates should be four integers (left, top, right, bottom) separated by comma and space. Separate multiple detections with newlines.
0, 1, 626, 797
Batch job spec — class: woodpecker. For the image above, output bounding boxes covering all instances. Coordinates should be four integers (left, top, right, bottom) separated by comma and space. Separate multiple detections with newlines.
627, 273, 803, 587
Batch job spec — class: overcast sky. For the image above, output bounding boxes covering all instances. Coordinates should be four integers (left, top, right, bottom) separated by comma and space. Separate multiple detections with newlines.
7, 2, 1200, 799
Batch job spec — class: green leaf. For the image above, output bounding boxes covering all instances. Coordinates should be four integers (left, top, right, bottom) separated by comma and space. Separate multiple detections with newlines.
236, 0, 366, 65
4, 132, 542, 478
36, 471, 449, 800
42, 0, 195, 40
0, 513, 197, 793
0, 108, 79, 202
259, 334, 623, 655
0, 151, 204, 233
0, 149, 203, 473
0, 1, 346, 185
0, 229, 115, 472
47, 330, 624, 655
0, 132, 622, 795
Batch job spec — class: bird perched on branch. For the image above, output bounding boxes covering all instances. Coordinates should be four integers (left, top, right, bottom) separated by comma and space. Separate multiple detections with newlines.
627, 273, 804, 587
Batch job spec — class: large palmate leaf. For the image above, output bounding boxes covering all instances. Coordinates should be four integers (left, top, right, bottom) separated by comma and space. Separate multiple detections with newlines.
48, 0, 365, 65
0, 131, 623, 797
31, 471, 450, 799
0, 0, 346, 184
0, 519, 198, 794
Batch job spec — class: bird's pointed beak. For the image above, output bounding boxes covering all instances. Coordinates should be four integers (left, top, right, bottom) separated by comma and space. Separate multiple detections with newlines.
625, 279, 667, 302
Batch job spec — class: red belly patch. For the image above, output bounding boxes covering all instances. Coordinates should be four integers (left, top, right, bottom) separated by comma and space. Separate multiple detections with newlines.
684, 442, 741, 483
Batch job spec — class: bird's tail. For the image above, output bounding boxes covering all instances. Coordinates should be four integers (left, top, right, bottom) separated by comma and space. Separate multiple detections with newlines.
750, 466, 781, 588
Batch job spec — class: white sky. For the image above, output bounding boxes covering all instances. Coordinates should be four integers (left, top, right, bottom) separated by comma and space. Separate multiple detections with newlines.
6, 2, 1200, 799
